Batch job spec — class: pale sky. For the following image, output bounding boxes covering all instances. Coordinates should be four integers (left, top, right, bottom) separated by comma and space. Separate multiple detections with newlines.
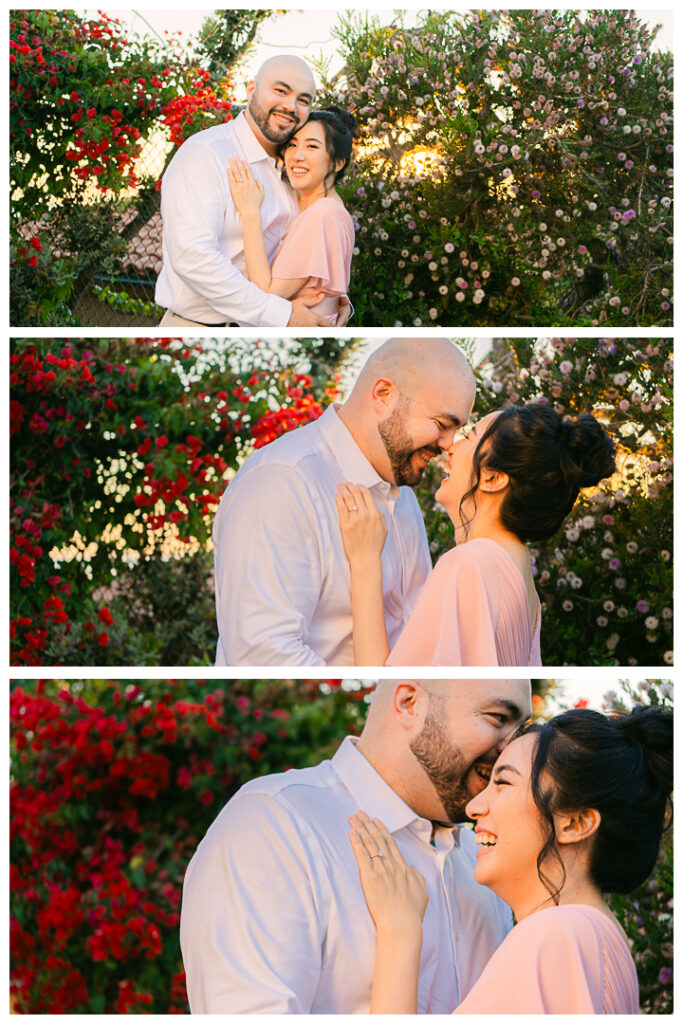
548, 679, 620, 711
337, 679, 663, 712
90, 9, 422, 97
545, 679, 674, 712
93, 8, 674, 101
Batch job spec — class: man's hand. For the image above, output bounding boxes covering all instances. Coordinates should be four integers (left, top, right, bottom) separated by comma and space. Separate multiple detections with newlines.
288, 294, 330, 327
336, 295, 352, 327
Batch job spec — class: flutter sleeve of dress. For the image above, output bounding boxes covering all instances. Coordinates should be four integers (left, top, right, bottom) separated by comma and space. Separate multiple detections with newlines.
270, 199, 353, 294
453, 905, 639, 1014
385, 545, 501, 666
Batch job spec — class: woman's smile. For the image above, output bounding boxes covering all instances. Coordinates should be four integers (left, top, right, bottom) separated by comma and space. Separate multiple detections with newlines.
435, 436, 469, 507
465, 733, 554, 916
284, 121, 333, 194
474, 828, 498, 855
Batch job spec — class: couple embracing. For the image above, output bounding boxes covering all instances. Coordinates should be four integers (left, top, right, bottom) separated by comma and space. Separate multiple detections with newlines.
213, 338, 616, 667
181, 680, 673, 1013
156, 55, 356, 328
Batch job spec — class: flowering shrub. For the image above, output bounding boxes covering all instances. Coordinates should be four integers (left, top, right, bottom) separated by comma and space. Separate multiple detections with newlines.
324, 9, 673, 326
10, 679, 672, 1013
10, 338, 353, 666
10, 10, 185, 200
416, 339, 673, 666
160, 68, 233, 147
9, 9, 273, 325
9, 679, 375, 1013
11, 337, 671, 667
10, 9, 192, 324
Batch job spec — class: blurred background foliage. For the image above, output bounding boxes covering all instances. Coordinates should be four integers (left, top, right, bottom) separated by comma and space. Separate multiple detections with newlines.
10, 9, 673, 327
9, 678, 672, 1013
10, 338, 672, 667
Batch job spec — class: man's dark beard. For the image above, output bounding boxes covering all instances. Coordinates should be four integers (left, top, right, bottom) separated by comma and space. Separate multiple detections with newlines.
409, 697, 478, 823
378, 398, 440, 487
248, 92, 300, 144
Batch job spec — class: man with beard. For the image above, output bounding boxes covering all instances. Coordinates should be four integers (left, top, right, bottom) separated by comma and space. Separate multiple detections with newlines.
180, 680, 532, 1012
212, 337, 475, 665
156, 55, 344, 327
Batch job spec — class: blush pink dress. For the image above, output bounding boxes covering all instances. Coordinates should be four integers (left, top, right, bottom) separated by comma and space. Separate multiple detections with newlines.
270, 197, 355, 325
454, 904, 639, 1014
385, 538, 542, 667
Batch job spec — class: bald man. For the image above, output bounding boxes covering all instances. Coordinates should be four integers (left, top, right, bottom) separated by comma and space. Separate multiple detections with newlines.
156, 55, 342, 327
213, 338, 476, 665
181, 680, 532, 1012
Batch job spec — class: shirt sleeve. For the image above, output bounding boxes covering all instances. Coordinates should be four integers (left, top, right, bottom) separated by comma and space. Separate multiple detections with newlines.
213, 462, 328, 666
453, 909, 604, 1014
272, 202, 352, 293
160, 140, 292, 326
180, 792, 326, 1013
386, 547, 501, 666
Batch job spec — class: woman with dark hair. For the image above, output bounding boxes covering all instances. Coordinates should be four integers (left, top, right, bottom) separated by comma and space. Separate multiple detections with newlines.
227, 106, 357, 324
337, 403, 616, 665
350, 704, 673, 1014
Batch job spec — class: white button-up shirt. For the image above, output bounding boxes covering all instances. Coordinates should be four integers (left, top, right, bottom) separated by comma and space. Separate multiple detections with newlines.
212, 404, 431, 665
155, 111, 297, 326
180, 736, 512, 1014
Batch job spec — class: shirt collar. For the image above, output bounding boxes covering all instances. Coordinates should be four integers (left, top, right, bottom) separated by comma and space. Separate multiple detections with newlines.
318, 404, 400, 497
234, 110, 279, 167
332, 736, 447, 838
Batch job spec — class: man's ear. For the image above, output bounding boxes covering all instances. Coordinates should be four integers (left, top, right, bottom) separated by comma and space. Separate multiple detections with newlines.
392, 682, 423, 729
370, 376, 397, 413
478, 468, 509, 494
246, 80, 255, 100
554, 807, 601, 845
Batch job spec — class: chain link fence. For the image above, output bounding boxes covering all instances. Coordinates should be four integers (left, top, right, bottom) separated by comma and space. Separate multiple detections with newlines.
71, 133, 171, 327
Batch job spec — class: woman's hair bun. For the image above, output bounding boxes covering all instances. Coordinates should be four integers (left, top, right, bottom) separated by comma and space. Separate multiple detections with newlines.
616, 705, 673, 797
560, 412, 616, 488
322, 105, 359, 138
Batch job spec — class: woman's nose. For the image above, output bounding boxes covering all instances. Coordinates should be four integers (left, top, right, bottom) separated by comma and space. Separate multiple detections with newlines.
466, 788, 486, 820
